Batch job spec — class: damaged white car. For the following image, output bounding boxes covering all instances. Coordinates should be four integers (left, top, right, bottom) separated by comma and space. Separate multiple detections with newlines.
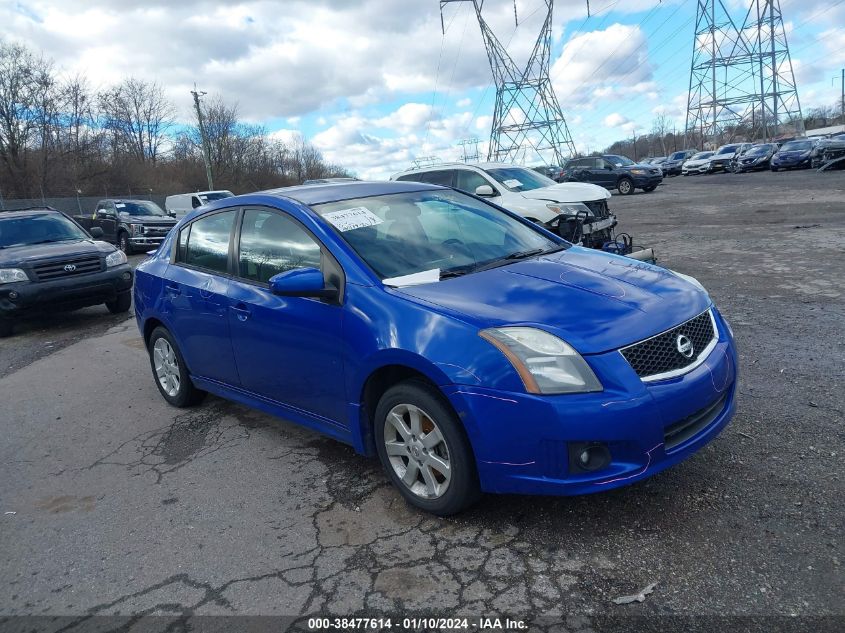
392, 163, 616, 249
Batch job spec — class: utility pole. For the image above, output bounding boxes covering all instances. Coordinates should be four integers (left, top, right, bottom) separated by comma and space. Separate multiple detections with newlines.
457, 138, 480, 163
837, 69, 845, 125
191, 85, 214, 190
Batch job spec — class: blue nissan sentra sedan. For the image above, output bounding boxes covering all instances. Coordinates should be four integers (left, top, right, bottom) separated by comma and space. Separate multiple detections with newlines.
134, 181, 737, 515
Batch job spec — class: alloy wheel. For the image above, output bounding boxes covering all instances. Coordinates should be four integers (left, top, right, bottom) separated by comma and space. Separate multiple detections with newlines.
383, 403, 451, 499
153, 338, 181, 397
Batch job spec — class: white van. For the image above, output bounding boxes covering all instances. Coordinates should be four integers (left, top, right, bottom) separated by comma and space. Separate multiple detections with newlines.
164, 190, 234, 218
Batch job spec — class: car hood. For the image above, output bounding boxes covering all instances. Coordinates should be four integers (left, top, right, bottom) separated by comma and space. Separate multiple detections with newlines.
518, 182, 611, 203
684, 159, 710, 167
774, 151, 809, 159
0, 239, 115, 266
393, 248, 710, 354
118, 214, 177, 224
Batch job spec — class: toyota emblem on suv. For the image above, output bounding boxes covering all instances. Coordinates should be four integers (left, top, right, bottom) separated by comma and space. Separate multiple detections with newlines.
64, 264, 77, 272
676, 334, 694, 358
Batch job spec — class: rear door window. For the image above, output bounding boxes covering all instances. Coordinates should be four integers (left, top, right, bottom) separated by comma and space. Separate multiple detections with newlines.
454, 169, 492, 194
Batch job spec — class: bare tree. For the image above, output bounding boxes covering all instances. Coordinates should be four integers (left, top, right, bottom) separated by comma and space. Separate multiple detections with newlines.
0, 39, 56, 196
99, 78, 174, 163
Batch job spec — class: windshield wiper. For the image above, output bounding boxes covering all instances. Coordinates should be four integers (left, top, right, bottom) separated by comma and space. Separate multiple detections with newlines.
440, 246, 564, 279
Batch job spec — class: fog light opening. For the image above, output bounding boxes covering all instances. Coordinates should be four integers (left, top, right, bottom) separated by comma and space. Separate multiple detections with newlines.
569, 442, 612, 473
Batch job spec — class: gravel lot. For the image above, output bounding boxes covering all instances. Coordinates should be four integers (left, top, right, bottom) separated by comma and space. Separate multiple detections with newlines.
1, 170, 843, 631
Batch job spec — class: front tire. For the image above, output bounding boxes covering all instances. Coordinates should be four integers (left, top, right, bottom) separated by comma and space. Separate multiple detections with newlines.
617, 177, 634, 195
118, 231, 132, 255
375, 379, 480, 516
148, 326, 206, 407
105, 291, 131, 314
642, 185, 657, 192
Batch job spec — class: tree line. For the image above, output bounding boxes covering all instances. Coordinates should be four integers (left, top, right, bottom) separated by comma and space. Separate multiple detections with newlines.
0, 39, 350, 201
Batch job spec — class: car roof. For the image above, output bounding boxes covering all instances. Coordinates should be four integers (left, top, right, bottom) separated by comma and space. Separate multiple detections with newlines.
394, 161, 540, 176
0, 207, 62, 218
257, 180, 442, 206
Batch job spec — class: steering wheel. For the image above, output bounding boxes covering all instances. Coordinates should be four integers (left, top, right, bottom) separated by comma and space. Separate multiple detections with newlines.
442, 238, 465, 247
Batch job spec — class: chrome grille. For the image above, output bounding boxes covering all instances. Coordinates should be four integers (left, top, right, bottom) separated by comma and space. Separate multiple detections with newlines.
31, 255, 102, 281
620, 310, 716, 380
142, 224, 174, 237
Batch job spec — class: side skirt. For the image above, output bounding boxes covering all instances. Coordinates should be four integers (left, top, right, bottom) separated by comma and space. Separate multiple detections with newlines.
191, 376, 355, 448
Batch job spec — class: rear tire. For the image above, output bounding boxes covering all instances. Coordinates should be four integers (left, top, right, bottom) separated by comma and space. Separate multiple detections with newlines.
106, 291, 131, 314
0, 319, 13, 338
617, 177, 634, 195
375, 379, 481, 516
148, 326, 207, 407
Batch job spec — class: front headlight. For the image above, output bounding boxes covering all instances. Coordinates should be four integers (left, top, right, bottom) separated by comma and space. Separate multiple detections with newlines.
480, 327, 603, 394
105, 250, 128, 267
630, 168, 646, 174
546, 202, 591, 216
0, 268, 28, 284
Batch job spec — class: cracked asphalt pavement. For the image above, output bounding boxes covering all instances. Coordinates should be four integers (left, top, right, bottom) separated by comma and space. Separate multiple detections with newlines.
1, 171, 843, 630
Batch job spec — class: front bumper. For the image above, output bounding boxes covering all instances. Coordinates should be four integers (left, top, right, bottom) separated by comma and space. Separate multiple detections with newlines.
772, 156, 811, 169
0, 265, 133, 318
630, 173, 662, 188
129, 236, 166, 248
444, 309, 738, 496
708, 159, 733, 172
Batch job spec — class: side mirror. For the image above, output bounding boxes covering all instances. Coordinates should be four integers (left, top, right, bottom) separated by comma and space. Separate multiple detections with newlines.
475, 184, 495, 197
269, 267, 338, 300
89, 227, 104, 238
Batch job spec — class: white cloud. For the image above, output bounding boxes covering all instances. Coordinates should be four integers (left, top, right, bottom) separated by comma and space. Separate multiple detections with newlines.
456, 97, 472, 107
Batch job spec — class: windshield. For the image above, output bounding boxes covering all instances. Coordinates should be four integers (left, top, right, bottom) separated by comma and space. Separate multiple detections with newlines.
116, 200, 167, 216
780, 140, 812, 152
605, 155, 635, 167
717, 145, 739, 155
670, 152, 686, 160
0, 213, 89, 248
199, 191, 234, 203
747, 145, 772, 155
484, 167, 556, 192
313, 189, 562, 281
691, 152, 713, 160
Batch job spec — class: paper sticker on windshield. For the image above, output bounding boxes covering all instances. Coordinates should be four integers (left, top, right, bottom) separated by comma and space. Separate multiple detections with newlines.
503, 179, 523, 188
115, 203, 126, 208
323, 207, 383, 232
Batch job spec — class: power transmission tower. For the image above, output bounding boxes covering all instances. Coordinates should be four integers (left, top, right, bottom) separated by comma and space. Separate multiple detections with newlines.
457, 137, 480, 162
685, 0, 803, 146
439, 0, 577, 165
739, 0, 803, 140
685, 0, 754, 146
191, 85, 214, 190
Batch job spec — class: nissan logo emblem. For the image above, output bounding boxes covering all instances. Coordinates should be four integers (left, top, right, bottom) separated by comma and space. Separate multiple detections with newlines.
64, 264, 77, 272
676, 334, 694, 358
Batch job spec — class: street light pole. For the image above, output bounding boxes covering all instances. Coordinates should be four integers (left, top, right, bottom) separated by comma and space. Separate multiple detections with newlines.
191, 85, 214, 191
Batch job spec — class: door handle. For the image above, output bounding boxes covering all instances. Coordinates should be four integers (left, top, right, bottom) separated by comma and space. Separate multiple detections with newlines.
165, 284, 181, 296
231, 303, 251, 321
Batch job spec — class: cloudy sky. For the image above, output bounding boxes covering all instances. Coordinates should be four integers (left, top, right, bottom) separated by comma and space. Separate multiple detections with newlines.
2, 0, 843, 178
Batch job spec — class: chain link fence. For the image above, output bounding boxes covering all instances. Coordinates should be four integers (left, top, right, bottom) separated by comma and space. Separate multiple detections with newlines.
0, 194, 168, 217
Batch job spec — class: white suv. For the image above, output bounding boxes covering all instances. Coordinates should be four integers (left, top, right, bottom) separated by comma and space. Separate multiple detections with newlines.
391, 163, 616, 249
